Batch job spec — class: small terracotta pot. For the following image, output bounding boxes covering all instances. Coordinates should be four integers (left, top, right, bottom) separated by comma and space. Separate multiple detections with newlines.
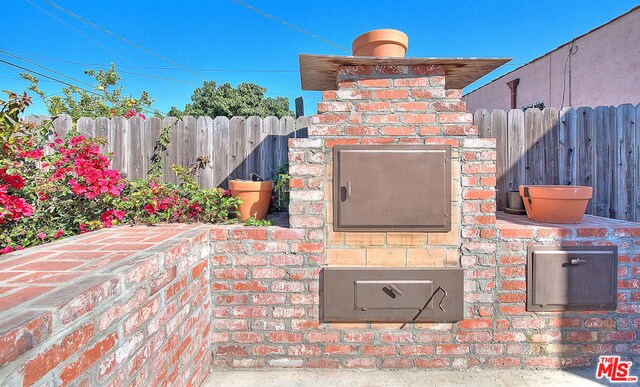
519, 185, 593, 224
229, 180, 274, 221
352, 29, 408, 57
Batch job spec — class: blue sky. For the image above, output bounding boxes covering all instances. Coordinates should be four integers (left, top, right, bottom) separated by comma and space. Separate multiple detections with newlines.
1, 0, 638, 116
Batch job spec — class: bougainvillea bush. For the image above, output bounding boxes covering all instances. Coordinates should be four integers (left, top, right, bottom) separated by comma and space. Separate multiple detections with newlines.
0, 91, 240, 254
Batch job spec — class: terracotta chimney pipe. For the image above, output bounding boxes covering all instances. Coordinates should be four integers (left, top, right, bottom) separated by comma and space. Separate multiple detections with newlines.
506, 78, 520, 109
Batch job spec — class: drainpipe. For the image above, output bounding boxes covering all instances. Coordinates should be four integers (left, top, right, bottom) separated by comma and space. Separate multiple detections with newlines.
506, 78, 520, 109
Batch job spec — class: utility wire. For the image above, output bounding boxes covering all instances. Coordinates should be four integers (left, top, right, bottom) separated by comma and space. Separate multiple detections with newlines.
0, 51, 298, 73
0, 49, 96, 89
117, 70, 201, 85
231, 0, 350, 53
0, 58, 165, 117
24, 0, 133, 65
39, 0, 208, 80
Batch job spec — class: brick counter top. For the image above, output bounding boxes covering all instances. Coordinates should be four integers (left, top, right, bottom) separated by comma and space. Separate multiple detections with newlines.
497, 212, 640, 237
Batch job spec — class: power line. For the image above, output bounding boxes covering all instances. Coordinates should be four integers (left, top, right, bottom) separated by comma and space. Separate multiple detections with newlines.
0, 48, 298, 73
231, 0, 350, 53
0, 58, 165, 117
39, 0, 208, 80
117, 70, 201, 85
0, 49, 96, 89
24, 0, 133, 65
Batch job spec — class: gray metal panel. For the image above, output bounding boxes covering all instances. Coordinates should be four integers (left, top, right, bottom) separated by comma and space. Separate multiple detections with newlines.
321, 267, 463, 323
526, 246, 617, 312
333, 145, 451, 232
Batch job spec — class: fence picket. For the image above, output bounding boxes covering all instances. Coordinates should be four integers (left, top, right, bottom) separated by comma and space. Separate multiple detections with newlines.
213, 117, 230, 188
262, 116, 279, 180
593, 106, 611, 218
196, 116, 214, 189
507, 109, 525, 192
616, 104, 636, 221
542, 108, 559, 185
576, 107, 595, 213
558, 108, 577, 186
490, 110, 508, 210
228, 117, 245, 182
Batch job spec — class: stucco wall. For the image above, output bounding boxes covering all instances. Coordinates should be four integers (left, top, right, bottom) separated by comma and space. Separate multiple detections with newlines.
463, 7, 640, 111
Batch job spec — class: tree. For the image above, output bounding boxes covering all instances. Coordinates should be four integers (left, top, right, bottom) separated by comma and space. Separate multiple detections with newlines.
169, 81, 293, 118
22, 64, 157, 120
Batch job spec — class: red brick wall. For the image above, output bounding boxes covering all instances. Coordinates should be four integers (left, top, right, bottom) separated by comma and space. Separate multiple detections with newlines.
0, 225, 212, 385
209, 217, 640, 369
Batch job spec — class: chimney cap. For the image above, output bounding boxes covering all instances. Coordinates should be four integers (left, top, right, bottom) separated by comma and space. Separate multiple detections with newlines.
299, 54, 511, 91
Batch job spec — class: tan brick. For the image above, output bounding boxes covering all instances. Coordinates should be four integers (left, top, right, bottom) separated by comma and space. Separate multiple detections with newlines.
451, 160, 461, 181
370, 323, 405, 329
345, 233, 386, 246
428, 226, 459, 246
445, 249, 459, 266
328, 323, 369, 330
451, 180, 461, 201
327, 205, 333, 223
327, 230, 345, 245
366, 248, 406, 266
386, 233, 427, 246
327, 249, 366, 266
407, 248, 447, 266
450, 205, 460, 223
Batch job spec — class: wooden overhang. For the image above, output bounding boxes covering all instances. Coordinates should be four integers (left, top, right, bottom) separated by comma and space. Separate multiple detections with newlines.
299, 54, 511, 91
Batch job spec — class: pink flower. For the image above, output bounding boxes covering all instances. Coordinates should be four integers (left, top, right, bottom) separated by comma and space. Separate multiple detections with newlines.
0, 245, 13, 255
144, 203, 156, 214
124, 109, 136, 117
53, 229, 63, 239
17, 149, 43, 160
37, 232, 46, 240
138, 113, 146, 120
69, 135, 85, 146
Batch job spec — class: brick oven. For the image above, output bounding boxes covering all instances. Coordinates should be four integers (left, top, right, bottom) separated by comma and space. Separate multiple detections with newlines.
293, 53, 508, 325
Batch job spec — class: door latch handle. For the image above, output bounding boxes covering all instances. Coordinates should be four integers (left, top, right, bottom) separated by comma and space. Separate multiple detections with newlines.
345, 181, 352, 198
388, 284, 403, 296
570, 258, 586, 265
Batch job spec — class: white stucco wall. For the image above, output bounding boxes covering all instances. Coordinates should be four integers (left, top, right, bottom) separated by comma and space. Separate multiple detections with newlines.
463, 7, 640, 111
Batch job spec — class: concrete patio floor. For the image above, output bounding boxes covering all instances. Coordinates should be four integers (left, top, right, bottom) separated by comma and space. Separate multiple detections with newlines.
204, 368, 638, 386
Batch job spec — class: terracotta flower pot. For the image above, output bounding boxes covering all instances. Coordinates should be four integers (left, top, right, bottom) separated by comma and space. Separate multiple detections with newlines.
352, 29, 408, 57
519, 185, 593, 224
229, 180, 274, 221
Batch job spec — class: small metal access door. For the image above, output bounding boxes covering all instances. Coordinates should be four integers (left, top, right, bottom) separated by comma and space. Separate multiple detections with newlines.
333, 145, 451, 232
321, 267, 463, 323
527, 246, 618, 311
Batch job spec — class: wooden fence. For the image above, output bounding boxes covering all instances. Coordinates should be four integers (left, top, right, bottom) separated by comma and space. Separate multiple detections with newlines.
473, 104, 639, 222
26, 115, 311, 189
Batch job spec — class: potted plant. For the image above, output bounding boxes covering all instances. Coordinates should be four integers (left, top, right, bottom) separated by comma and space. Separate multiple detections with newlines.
229, 173, 273, 221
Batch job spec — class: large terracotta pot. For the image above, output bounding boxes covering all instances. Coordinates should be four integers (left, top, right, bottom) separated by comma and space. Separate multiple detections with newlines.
229, 180, 273, 221
519, 185, 593, 224
352, 29, 408, 57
